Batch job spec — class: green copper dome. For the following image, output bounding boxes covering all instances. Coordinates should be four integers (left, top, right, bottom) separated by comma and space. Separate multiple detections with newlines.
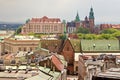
89, 7, 94, 19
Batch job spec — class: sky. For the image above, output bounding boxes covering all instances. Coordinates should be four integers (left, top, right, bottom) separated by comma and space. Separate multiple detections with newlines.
0, 0, 120, 24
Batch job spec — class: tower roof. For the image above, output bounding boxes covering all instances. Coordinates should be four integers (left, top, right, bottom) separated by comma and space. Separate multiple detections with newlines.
75, 12, 80, 22
89, 7, 94, 19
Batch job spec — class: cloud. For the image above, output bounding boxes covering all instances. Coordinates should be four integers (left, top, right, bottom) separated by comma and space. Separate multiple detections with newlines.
0, 0, 120, 23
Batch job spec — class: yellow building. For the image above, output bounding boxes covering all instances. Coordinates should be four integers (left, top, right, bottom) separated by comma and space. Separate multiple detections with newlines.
3, 36, 40, 54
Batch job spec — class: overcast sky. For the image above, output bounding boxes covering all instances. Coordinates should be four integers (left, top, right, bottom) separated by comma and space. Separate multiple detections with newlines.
0, 0, 120, 24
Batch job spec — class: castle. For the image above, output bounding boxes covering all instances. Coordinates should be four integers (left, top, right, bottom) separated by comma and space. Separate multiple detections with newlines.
21, 7, 95, 35
67, 7, 95, 33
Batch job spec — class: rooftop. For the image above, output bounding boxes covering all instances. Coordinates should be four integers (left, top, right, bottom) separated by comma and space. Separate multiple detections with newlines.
51, 55, 64, 71
0, 65, 61, 80
29, 16, 61, 23
96, 68, 120, 79
85, 60, 104, 67
40, 39, 120, 53
81, 40, 119, 51
11, 35, 40, 40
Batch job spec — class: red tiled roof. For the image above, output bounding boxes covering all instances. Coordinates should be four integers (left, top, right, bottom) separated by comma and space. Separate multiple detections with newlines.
112, 25, 120, 29
100, 24, 120, 29
51, 55, 64, 71
30, 16, 61, 23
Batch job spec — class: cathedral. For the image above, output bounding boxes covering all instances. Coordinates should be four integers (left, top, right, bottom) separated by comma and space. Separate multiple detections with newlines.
67, 7, 95, 33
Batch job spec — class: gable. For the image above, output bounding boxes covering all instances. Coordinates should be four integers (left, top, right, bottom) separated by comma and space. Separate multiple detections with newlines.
62, 39, 74, 52
61, 39, 75, 63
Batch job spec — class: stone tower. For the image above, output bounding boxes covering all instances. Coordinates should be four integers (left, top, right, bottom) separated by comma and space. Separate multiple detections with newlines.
89, 7, 95, 33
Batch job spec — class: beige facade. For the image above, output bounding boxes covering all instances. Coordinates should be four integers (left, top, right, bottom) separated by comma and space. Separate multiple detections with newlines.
0, 42, 4, 55
3, 38, 40, 54
21, 16, 64, 34
78, 56, 86, 80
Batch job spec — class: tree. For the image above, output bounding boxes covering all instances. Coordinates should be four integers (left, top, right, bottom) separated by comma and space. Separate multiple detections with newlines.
112, 31, 120, 38
28, 32, 35, 36
84, 34, 97, 40
34, 34, 41, 38
59, 34, 66, 40
15, 26, 22, 35
98, 34, 112, 40
77, 33, 97, 40
77, 33, 85, 39
100, 28, 119, 34
100, 28, 120, 39
76, 27, 90, 34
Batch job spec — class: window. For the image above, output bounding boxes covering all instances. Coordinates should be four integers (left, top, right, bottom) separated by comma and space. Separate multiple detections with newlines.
18, 47, 21, 51
24, 47, 26, 51
76, 66, 78, 71
54, 25, 57, 31
30, 47, 32, 51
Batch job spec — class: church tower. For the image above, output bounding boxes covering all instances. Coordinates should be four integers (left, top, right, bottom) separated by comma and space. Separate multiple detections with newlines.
75, 12, 81, 29
63, 20, 67, 40
75, 12, 80, 22
89, 7, 95, 33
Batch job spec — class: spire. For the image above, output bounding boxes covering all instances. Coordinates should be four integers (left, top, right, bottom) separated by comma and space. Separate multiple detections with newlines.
85, 16, 88, 21
62, 20, 66, 34
89, 7, 94, 19
63, 20, 67, 39
75, 12, 80, 22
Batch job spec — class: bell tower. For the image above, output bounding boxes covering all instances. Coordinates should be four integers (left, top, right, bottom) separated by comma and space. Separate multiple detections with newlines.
75, 12, 80, 22
89, 7, 95, 33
